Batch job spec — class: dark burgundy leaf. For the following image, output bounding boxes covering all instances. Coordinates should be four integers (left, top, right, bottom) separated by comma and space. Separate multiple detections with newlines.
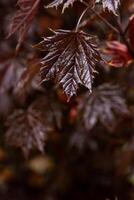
36, 29, 102, 100
0, 58, 23, 92
0, 59, 24, 115
14, 58, 41, 102
96, 0, 120, 14
46, 0, 83, 13
5, 94, 63, 156
78, 83, 128, 131
6, 107, 49, 157
7, 0, 40, 50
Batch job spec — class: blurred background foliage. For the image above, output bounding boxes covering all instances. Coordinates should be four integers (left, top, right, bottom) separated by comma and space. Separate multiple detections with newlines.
0, 0, 134, 199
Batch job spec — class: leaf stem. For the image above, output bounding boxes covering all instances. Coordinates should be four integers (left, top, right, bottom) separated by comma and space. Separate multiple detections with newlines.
75, 7, 89, 31
124, 15, 134, 35
81, 1, 119, 34
115, 20, 134, 57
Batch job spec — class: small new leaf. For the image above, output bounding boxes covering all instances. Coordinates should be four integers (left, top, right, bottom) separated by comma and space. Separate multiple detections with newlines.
36, 29, 101, 99
78, 83, 128, 131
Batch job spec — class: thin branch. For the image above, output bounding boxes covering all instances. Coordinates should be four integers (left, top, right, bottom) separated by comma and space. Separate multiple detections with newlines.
81, 1, 119, 34
90, 8, 119, 33
115, 20, 134, 57
124, 15, 134, 35
78, 14, 96, 29
75, 7, 89, 31
79, 1, 134, 57
124, 21, 130, 35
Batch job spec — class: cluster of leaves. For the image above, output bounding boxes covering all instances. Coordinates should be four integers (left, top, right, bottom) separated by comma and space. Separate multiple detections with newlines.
6, 0, 123, 99
2, 0, 134, 159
